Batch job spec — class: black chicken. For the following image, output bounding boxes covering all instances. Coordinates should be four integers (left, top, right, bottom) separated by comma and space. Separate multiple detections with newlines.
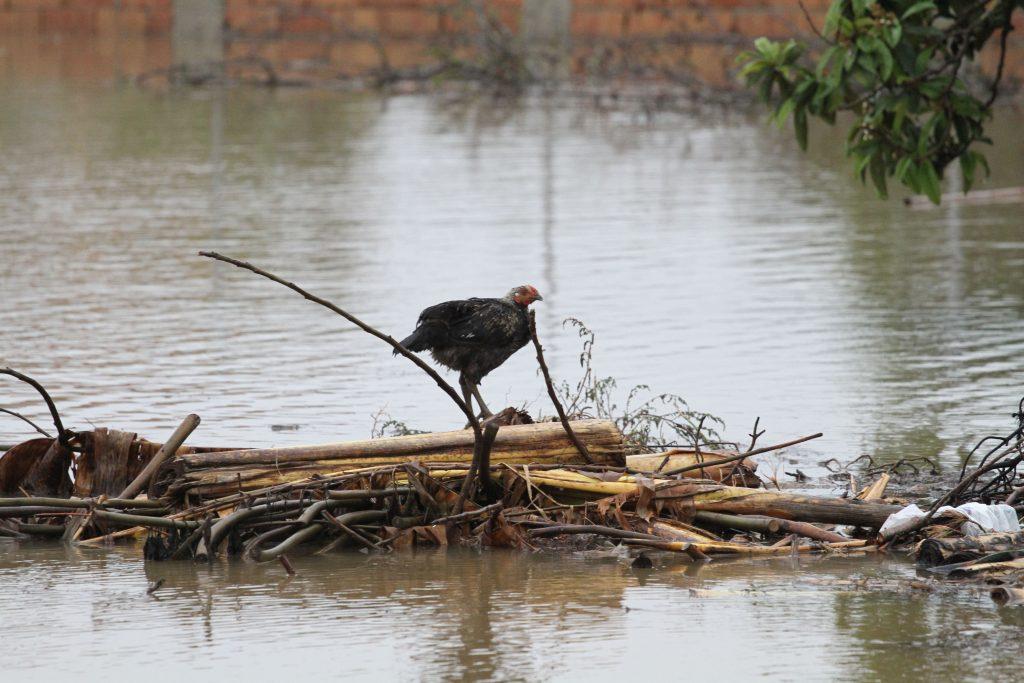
397, 285, 544, 418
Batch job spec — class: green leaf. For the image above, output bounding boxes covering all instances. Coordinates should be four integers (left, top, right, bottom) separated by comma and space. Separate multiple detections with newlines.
920, 162, 942, 204
901, 1, 936, 20
883, 22, 903, 48
895, 155, 914, 181
823, 1, 844, 35
892, 98, 908, 132
959, 151, 976, 192
869, 152, 889, 198
794, 108, 809, 151
876, 42, 894, 80
774, 97, 797, 126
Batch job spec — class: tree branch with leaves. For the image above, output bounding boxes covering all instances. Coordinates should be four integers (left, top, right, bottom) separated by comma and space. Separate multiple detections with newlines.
739, 0, 1019, 203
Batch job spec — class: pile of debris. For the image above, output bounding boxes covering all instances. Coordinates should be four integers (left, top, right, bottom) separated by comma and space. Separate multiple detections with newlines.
2, 251, 1022, 606
0, 406, 893, 564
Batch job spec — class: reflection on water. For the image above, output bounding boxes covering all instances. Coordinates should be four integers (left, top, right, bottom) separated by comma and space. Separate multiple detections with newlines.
2, 542, 1022, 681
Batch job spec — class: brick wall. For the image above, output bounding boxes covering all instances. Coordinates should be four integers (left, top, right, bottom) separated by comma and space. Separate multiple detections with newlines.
1, 0, 1020, 88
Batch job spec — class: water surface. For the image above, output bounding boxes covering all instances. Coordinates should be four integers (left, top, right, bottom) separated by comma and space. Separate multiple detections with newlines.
2, 542, 1022, 682
2, 81, 1022, 467
2, 59, 1024, 683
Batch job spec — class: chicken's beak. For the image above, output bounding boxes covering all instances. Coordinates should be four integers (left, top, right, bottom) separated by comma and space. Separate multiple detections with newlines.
534, 294, 544, 302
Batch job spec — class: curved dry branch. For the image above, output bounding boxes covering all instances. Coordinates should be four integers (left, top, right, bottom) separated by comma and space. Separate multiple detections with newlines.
198, 251, 480, 437
0, 368, 71, 444
528, 311, 593, 464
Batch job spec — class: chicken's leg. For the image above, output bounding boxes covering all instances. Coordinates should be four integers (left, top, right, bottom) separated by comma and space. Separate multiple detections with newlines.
470, 382, 493, 419
459, 374, 477, 426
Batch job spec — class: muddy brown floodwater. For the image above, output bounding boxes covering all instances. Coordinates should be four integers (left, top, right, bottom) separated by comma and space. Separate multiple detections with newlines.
2, 55, 1024, 680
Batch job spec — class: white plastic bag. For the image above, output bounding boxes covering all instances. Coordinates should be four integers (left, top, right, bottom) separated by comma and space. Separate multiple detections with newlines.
879, 502, 1020, 539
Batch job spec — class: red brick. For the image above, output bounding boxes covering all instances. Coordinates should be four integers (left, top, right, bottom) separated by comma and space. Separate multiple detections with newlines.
280, 10, 333, 33
145, 8, 172, 34
628, 8, 675, 36
571, 9, 625, 38
329, 39, 385, 72
381, 8, 438, 38
349, 7, 379, 31
39, 8, 96, 33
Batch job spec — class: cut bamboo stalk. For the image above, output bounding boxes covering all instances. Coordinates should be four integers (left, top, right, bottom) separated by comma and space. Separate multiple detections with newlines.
692, 512, 848, 543
628, 451, 756, 480
856, 473, 890, 501
168, 421, 624, 498
917, 530, 1024, 566
177, 420, 624, 469
624, 538, 869, 555
119, 414, 200, 500
523, 469, 901, 528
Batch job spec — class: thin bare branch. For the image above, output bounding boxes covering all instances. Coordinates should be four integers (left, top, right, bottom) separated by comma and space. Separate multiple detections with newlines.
662, 433, 823, 477
528, 311, 594, 464
0, 407, 53, 439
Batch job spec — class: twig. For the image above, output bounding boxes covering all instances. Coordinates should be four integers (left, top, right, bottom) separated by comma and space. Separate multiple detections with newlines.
746, 417, 765, 452
321, 509, 378, 551
528, 311, 593, 464
983, 16, 1013, 109
797, 0, 828, 42
0, 407, 53, 438
661, 433, 823, 477
692, 414, 707, 477
431, 501, 503, 526
0, 368, 72, 445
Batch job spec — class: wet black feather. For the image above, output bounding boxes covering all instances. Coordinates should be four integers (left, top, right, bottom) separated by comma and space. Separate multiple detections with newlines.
396, 296, 530, 384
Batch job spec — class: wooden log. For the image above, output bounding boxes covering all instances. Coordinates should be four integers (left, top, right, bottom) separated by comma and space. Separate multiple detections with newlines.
169, 421, 625, 498
917, 530, 1024, 567
178, 420, 624, 469
991, 585, 1024, 606
685, 487, 900, 529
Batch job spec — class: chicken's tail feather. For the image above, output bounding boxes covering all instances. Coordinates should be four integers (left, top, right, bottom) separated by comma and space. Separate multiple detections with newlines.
394, 327, 431, 355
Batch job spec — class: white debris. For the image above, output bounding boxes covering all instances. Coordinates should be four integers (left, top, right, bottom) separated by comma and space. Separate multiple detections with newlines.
879, 502, 1021, 539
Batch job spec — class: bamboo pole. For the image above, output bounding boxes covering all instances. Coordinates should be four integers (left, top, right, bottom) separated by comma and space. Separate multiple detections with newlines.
119, 414, 200, 500
176, 420, 623, 469
624, 538, 869, 556
692, 512, 848, 543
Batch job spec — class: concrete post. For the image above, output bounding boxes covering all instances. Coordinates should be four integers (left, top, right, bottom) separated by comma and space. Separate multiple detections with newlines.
521, 0, 572, 81
172, 0, 225, 83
